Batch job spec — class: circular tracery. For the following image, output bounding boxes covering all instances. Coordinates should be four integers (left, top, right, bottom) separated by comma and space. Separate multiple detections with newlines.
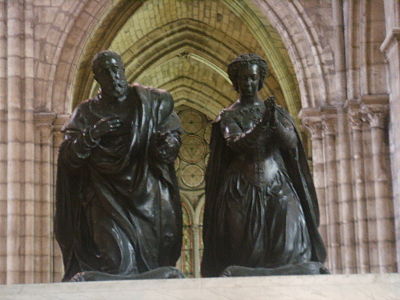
180, 135, 206, 164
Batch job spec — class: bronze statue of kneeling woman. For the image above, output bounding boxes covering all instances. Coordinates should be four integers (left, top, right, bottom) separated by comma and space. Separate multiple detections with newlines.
201, 54, 328, 277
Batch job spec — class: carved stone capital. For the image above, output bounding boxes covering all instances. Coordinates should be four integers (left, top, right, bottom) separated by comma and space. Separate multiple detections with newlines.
34, 112, 57, 128
33, 112, 57, 142
360, 96, 389, 129
300, 107, 338, 137
347, 102, 364, 130
53, 114, 71, 132
362, 109, 387, 129
349, 111, 364, 129
321, 108, 338, 136
322, 117, 337, 136
302, 118, 323, 139
299, 108, 323, 139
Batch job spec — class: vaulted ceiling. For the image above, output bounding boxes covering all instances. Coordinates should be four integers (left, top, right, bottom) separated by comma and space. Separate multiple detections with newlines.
73, 0, 300, 121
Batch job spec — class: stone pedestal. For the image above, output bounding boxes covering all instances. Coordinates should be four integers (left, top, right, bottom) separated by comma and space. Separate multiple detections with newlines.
0, 274, 399, 300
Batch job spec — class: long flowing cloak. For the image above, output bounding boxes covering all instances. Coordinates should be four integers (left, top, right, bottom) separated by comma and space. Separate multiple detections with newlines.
201, 105, 326, 277
55, 84, 182, 281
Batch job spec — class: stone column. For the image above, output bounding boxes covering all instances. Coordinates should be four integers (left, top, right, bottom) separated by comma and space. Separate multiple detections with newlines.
34, 112, 57, 283
322, 111, 341, 273
301, 108, 344, 273
348, 103, 370, 273
361, 101, 396, 272
51, 114, 69, 282
381, 0, 400, 267
192, 224, 201, 278
337, 109, 357, 273
302, 112, 327, 244
6, 0, 25, 284
0, 0, 7, 285
23, 0, 36, 283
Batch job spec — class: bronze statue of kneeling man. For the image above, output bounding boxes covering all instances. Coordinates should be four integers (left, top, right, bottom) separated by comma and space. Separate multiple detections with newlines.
202, 54, 328, 277
55, 51, 184, 281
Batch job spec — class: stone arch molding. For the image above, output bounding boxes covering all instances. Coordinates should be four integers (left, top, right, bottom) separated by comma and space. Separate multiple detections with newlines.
47, 0, 334, 117
245, 0, 334, 107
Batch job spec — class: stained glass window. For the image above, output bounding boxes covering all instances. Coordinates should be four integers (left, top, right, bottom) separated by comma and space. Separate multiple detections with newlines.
175, 107, 211, 277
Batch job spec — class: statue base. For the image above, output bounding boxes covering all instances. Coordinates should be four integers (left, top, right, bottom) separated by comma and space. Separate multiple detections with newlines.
1, 273, 398, 300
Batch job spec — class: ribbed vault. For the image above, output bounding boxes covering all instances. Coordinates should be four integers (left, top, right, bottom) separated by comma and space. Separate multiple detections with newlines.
119, 55, 275, 117
71, 0, 300, 121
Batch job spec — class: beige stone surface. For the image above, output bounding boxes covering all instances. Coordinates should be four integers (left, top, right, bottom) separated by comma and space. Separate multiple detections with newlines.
1, 274, 399, 300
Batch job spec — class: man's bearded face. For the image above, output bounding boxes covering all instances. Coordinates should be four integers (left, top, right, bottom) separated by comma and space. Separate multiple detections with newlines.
94, 57, 128, 98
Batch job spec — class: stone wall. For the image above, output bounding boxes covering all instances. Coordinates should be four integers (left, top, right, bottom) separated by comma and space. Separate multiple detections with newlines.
301, 100, 395, 274
381, 0, 400, 269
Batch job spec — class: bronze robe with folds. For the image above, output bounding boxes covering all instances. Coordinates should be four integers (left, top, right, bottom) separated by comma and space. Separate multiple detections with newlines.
55, 84, 182, 281
201, 103, 326, 277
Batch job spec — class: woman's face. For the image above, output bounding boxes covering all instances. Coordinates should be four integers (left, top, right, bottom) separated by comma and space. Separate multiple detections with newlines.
236, 63, 260, 97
